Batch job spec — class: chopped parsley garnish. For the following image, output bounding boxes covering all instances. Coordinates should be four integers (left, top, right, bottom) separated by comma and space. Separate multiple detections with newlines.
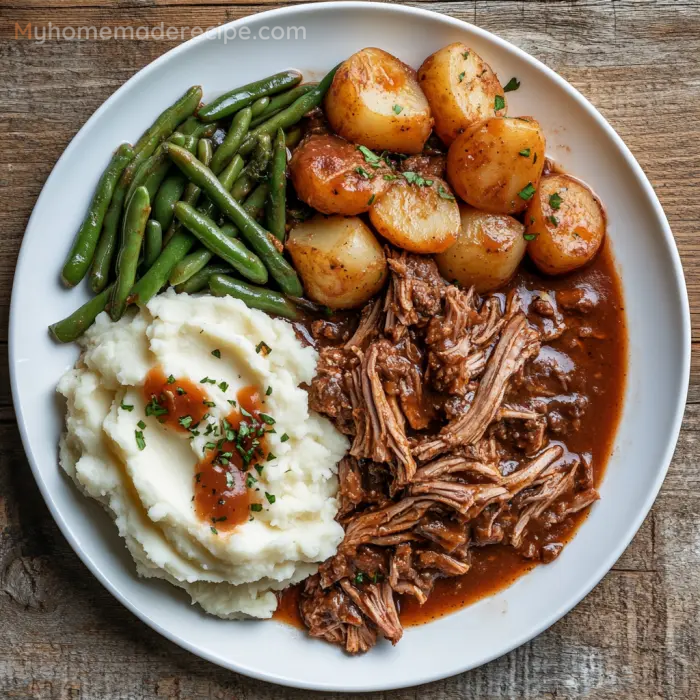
204, 441, 217, 451
462, 50, 469, 59
266, 452, 276, 462
370, 572, 383, 584
458, 71, 465, 83
255, 341, 271, 356
549, 192, 563, 210
519, 148, 531, 157
367, 194, 375, 206
250, 503, 263, 512
137, 420, 146, 430
239, 406, 252, 419
357, 145, 382, 166
225, 472, 235, 489
210, 526, 218, 535
383, 174, 399, 181
503, 77, 521, 92
255, 464, 265, 474
524, 233, 538, 241
135, 430, 146, 451
211, 349, 221, 359
120, 402, 134, 412
548, 215, 559, 226
145, 396, 167, 418
402, 171, 432, 187
167, 374, 176, 384
518, 182, 537, 201
266, 386, 272, 396
392, 104, 403, 115
218, 381, 229, 392
176, 387, 187, 396
438, 185, 455, 201
178, 415, 193, 429
203, 400, 216, 408
494, 94, 505, 112
265, 492, 276, 504
246, 474, 257, 488
200, 377, 216, 384
354, 572, 365, 584
355, 166, 374, 180
227, 399, 237, 406
259, 413, 275, 425
280, 433, 290, 443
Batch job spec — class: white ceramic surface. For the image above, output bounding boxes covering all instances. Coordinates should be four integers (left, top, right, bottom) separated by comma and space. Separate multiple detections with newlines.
9, 2, 690, 692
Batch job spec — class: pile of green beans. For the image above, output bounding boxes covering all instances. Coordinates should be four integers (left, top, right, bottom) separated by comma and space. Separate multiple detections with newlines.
51, 66, 338, 343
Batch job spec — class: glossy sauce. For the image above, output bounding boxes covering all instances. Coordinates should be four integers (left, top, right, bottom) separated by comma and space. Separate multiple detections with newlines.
143, 370, 271, 533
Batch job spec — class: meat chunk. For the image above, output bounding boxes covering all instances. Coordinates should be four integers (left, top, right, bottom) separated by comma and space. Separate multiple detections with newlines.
308, 347, 356, 435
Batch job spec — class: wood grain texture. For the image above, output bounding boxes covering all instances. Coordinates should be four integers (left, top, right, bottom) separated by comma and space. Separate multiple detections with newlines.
0, 1, 698, 698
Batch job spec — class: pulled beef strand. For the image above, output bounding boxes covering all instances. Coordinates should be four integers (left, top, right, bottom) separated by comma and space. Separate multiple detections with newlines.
302, 250, 601, 654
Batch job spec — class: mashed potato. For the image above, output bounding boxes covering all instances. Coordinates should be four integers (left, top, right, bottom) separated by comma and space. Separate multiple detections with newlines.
58, 290, 348, 618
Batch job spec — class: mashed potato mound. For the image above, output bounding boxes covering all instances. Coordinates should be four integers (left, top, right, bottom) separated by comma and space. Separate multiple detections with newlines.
58, 290, 348, 618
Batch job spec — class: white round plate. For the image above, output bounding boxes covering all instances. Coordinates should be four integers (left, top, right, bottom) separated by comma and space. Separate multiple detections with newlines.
9, 2, 690, 692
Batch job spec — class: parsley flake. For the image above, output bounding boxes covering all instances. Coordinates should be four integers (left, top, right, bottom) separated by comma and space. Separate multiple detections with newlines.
548, 215, 559, 226
218, 381, 229, 392
135, 430, 146, 451
280, 433, 290, 443
250, 503, 263, 512
265, 492, 276, 504
137, 420, 146, 430
210, 526, 218, 535
211, 349, 221, 359
259, 413, 276, 425
519, 148, 531, 157
357, 145, 382, 166
392, 104, 403, 115
462, 50, 470, 59
438, 185, 455, 201
494, 94, 505, 112
178, 415, 193, 429
458, 71, 465, 83
354, 572, 365, 585
549, 192, 563, 210
266, 386, 272, 396
255, 341, 271, 356
503, 77, 521, 92
355, 166, 374, 180
524, 233, 538, 241
518, 182, 536, 201
120, 402, 134, 412
367, 194, 375, 206
176, 387, 187, 395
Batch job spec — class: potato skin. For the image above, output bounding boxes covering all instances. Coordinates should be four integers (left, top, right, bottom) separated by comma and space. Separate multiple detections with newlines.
286, 215, 387, 309
525, 174, 605, 275
446, 117, 545, 215
369, 177, 459, 254
435, 205, 526, 292
418, 42, 506, 146
324, 47, 433, 154
289, 134, 390, 216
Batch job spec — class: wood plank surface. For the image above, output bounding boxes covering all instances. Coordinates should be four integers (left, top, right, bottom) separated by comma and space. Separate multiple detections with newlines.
0, 1, 698, 697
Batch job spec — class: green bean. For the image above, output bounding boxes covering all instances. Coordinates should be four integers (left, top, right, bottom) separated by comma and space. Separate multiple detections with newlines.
250, 96, 271, 117
49, 285, 113, 343
174, 264, 233, 294
179, 117, 218, 138
197, 138, 213, 166
162, 135, 213, 245
260, 84, 316, 118
173, 202, 268, 284
144, 219, 163, 268
285, 126, 303, 150
165, 143, 302, 296
153, 173, 187, 230
133, 86, 203, 155
91, 88, 202, 292
170, 184, 263, 286
198, 71, 302, 122
250, 108, 282, 129
238, 66, 338, 156
129, 230, 195, 306
61, 143, 134, 287
247, 133, 272, 181
230, 172, 255, 202
267, 129, 287, 242
110, 186, 150, 320
124, 133, 186, 208
209, 107, 252, 175
209, 274, 298, 320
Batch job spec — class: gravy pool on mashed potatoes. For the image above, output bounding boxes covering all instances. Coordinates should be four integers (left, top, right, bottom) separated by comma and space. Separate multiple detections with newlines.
57, 289, 348, 619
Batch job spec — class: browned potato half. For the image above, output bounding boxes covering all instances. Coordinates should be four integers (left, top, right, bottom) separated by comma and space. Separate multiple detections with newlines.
525, 174, 605, 275
418, 42, 506, 146
287, 215, 387, 309
435, 205, 526, 292
325, 47, 433, 154
369, 177, 460, 254
289, 134, 390, 216
446, 117, 545, 215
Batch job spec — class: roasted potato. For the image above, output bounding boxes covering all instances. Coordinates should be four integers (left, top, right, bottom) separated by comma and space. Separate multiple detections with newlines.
446, 117, 545, 215
525, 174, 605, 275
418, 43, 506, 146
369, 177, 459, 253
287, 215, 387, 309
435, 205, 526, 292
325, 47, 433, 154
289, 134, 391, 216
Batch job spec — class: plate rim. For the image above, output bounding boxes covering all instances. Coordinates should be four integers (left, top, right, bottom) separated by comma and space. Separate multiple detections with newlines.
8, 1, 691, 691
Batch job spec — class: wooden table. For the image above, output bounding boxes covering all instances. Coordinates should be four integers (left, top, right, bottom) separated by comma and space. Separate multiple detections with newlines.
1, 1, 698, 697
